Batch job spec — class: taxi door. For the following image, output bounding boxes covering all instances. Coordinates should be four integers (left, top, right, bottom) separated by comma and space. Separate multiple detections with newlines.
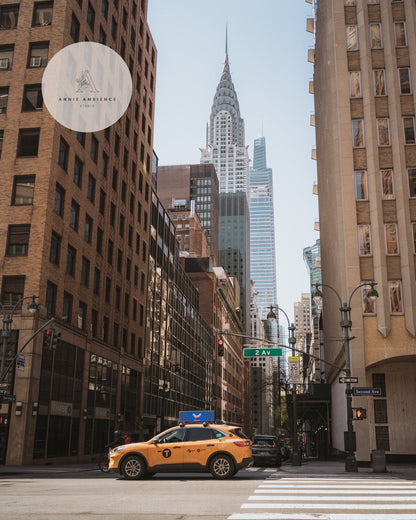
183, 427, 223, 467
146, 427, 186, 470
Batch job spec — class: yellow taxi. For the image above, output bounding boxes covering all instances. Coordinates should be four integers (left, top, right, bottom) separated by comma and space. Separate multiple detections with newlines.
109, 423, 253, 480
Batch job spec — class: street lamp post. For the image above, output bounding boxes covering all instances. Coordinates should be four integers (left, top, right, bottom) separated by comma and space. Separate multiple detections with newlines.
0, 295, 39, 383
267, 305, 301, 466
312, 281, 378, 472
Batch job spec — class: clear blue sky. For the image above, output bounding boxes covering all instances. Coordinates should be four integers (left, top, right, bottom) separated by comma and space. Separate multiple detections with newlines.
147, 0, 318, 326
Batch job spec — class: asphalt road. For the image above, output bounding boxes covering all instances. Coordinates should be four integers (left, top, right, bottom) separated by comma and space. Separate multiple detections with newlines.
1, 465, 416, 520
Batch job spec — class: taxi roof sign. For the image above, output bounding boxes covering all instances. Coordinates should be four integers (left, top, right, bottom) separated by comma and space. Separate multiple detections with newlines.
179, 410, 214, 423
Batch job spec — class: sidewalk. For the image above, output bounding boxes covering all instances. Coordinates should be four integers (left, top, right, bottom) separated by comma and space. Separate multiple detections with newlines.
278, 459, 416, 479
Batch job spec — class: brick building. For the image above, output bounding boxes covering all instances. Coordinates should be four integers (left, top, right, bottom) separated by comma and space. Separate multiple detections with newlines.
0, 0, 155, 464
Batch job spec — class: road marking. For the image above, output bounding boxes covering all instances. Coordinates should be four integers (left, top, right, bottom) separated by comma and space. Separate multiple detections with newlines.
228, 477, 416, 520
229, 515, 416, 520
250, 494, 416, 501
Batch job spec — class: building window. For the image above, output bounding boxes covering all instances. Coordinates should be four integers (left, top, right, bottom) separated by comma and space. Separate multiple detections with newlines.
58, 137, 69, 171
33, 2, 53, 26
17, 128, 40, 156
0, 129, 3, 156
408, 169, 416, 197
398, 68, 411, 94
87, 2, 95, 30
62, 291, 73, 323
77, 131, 85, 146
377, 118, 390, 146
87, 173, 96, 203
385, 223, 399, 255
374, 69, 386, 96
101, 151, 108, 177
73, 156, 83, 187
66, 244, 76, 276
0, 4, 19, 29
1, 275, 25, 306
105, 277, 111, 304
93, 267, 100, 295
45, 281, 57, 315
362, 283, 376, 314
107, 239, 113, 265
96, 227, 103, 255
101, 0, 108, 18
22, 84, 42, 111
28, 41, 49, 68
84, 214, 93, 243
372, 373, 386, 396
69, 200, 80, 231
99, 26, 106, 44
12, 175, 35, 205
403, 117, 415, 144
70, 13, 80, 42
394, 22, 407, 47
90, 134, 98, 162
375, 426, 390, 451
81, 256, 90, 287
389, 280, 403, 313
358, 224, 372, 256
355, 170, 368, 200
0, 86, 9, 113
349, 71, 361, 98
374, 399, 388, 424
412, 223, 416, 254
7, 224, 30, 256
381, 169, 395, 200
346, 25, 358, 51
77, 301, 87, 330
49, 231, 61, 265
0, 44, 14, 70
91, 309, 98, 337
370, 23, 383, 49
352, 119, 364, 147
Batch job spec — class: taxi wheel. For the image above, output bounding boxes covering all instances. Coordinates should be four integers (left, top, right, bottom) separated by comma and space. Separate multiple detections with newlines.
209, 454, 235, 479
121, 455, 146, 480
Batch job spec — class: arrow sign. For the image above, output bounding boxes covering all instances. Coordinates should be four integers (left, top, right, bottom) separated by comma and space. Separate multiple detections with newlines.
339, 376, 358, 384
353, 387, 382, 396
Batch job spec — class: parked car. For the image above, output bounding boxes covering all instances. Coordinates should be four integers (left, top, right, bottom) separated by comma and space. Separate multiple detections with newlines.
109, 423, 253, 480
251, 434, 282, 467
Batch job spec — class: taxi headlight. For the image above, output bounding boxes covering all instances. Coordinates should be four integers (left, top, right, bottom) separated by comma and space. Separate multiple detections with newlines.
111, 446, 126, 453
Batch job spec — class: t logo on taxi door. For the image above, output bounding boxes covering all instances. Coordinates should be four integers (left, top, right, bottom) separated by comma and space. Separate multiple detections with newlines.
162, 449, 171, 458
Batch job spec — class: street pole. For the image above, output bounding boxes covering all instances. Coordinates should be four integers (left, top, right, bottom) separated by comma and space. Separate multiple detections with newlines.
267, 305, 301, 467
312, 281, 378, 472
340, 301, 357, 472
0, 296, 39, 384
288, 322, 301, 466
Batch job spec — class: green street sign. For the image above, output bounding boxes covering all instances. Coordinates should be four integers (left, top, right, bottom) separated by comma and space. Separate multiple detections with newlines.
243, 348, 282, 358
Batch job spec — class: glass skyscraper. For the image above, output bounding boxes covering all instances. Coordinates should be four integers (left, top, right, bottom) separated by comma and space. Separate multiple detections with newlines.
249, 137, 277, 318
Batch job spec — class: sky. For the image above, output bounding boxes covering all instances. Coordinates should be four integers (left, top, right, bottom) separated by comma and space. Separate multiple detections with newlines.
147, 0, 319, 326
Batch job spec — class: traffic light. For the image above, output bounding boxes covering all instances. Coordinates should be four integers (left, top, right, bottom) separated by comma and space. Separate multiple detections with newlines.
217, 338, 224, 356
353, 407, 367, 420
43, 328, 53, 349
51, 330, 61, 350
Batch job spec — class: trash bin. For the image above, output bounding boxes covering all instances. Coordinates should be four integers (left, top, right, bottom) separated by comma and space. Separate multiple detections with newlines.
371, 449, 386, 472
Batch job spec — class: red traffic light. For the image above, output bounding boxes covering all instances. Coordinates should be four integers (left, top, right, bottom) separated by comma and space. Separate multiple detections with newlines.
218, 339, 223, 346
45, 329, 51, 336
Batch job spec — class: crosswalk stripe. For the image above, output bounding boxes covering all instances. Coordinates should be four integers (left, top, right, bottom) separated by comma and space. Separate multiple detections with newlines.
259, 484, 414, 489
249, 494, 416, 501
228, 514, 416, 520
242, 503, 416, 510
256, 488, 416, 495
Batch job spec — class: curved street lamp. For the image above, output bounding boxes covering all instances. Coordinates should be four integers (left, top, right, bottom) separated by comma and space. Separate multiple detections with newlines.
0, 295, 39, 382
312, 281, 378, 472
267, 305, 301, 466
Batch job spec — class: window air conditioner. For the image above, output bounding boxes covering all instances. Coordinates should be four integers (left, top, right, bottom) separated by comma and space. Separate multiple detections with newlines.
0, 57, 9, 69
29, 56, 42, 67
38, 11, 52, 26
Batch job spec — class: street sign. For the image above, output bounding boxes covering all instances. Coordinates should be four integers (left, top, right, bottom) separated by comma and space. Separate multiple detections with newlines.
243, 348, 282, 358
352, 387, 382, 396
288, 356, 301, 384
339, 376, 359, 384
0, 395, 16, 403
